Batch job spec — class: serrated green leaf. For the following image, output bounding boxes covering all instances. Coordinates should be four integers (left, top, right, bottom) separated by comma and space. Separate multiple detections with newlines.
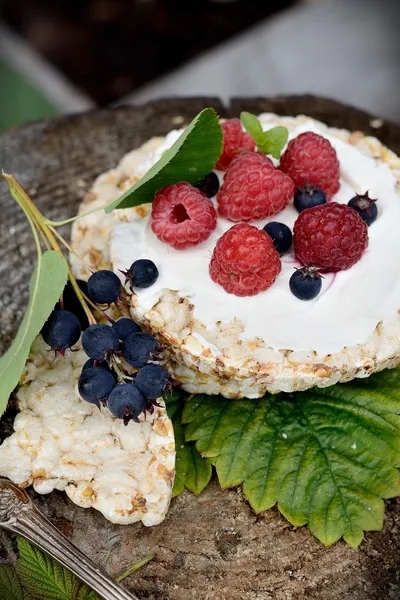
257, 126, 289, 159
165, 391, 212, 496
105, 108, 223, 212
240, 112, 264, 144
76, 585, 100, 600
182, 367, 400, 547
17, 538, 81, 600
0, 564, 31, 600
0, 250, 68, 418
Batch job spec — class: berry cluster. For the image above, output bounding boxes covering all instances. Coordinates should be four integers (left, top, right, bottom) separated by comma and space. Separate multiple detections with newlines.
41, 259, 171, 425
150, 118, 378, 300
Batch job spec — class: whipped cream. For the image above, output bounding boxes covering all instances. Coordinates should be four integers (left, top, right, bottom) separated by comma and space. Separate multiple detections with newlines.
110, 116, 400, 355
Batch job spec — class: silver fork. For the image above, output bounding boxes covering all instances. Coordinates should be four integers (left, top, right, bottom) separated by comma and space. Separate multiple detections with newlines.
0, 478, 139, 600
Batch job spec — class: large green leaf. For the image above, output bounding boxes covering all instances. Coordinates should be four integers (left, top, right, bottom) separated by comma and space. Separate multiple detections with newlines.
182, 368, 400, 547
0, 250, 68, 417
165, 391, 212, 497
0, 565, 31, 600
17, 538, 80, 600
104, 108, 223, 212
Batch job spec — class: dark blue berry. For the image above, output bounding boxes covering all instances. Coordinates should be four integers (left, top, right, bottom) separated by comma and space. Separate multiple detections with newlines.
82, 359, 117, 380
122, 259, 159, 290
294, 183, 326, 213
107, 383, 146, 424
195, 172, 220, 198
82, 324, 119, 361
78, 367, 116, 405
135, 364, 170, 400
41, 310, 81, 354
56, 280, 89, 328
289, 267, 322, 300
263, 222, 292, 254
123, 332, 157, 368
112, 318, 141, 341
348, 191, 378, 226
87, 270, 121, 304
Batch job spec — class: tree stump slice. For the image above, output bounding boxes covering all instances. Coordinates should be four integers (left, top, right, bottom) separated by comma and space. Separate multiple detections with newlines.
0, 96, 399, 600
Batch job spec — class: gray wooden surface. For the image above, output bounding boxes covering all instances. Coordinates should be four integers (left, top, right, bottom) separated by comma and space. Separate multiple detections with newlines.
0, 97, 399, 599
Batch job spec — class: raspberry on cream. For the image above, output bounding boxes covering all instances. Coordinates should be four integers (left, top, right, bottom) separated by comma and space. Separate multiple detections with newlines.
216, 118, 255, 170
217, 151, 293, 221
280, 131, 340, 199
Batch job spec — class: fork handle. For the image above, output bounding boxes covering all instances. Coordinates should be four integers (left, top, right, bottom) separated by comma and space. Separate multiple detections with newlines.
5, 506, 138, 600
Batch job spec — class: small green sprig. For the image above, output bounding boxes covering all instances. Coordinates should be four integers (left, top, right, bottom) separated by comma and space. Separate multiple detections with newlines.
240, 111, 288, 159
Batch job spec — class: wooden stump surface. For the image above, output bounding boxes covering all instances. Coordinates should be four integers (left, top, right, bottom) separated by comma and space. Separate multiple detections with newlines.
0, 96, 399, 599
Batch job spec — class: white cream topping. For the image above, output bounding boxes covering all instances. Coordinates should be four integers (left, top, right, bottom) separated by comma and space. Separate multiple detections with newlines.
110, 117, 400, 355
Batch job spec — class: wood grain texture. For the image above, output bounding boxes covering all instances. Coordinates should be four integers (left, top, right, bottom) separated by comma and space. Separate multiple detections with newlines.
0, 96, 399, 599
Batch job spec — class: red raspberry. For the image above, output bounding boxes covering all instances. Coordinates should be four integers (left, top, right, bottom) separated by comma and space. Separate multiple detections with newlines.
294, 202, 368, 272
151, 182, 217, 250
210, 223, 281, 296
216, 118, 256, 170
217, 152, 294, 222
280, 132, 340, 199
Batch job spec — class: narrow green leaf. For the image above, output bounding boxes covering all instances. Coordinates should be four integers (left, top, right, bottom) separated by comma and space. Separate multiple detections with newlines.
257, 126, 289, 159
0, 251, 68, 418
240, 111, 264, 143
105, 108, 223, 212
165, 391, 212, 496
0, 564, 30, 600
17, 538, 80, 600
182, 367, 400, 547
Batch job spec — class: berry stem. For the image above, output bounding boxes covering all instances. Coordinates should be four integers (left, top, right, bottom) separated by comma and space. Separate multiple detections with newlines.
116, 552, 155, 582
112, 362, 133, 382
2, 173, 97, 326
47, 224, 94, 274
44, 203, 106, 228
67, 268, 97, 325
79, 289, 115, 324
2, 174, 43, 261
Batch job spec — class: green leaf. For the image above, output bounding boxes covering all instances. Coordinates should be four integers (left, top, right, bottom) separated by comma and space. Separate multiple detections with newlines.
104, 108, 223, 212
76, 586, 100, 600
240, 112, 264, 144
240, 111, 288, 159
165, 391, 212, 497
17, 538, 80, 600
0, 250, 68, 417
182, 367, 400, 547
0, 564, 31, 600
257, 126, 289, 159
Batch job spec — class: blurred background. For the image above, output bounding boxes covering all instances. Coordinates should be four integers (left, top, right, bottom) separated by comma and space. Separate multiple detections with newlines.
0, 0, 399, 131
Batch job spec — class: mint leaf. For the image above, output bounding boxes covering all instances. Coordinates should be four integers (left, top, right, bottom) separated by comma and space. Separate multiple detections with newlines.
17, 538, 80, 600
0, 250, 68, 418
182, 368, 400, 547
240, 112, 264, 144
165, 391, 212, 496
241, 112, 288, 159
105, 108, 223, 213
257, 126, 289, 159
0, 565, 30, 600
